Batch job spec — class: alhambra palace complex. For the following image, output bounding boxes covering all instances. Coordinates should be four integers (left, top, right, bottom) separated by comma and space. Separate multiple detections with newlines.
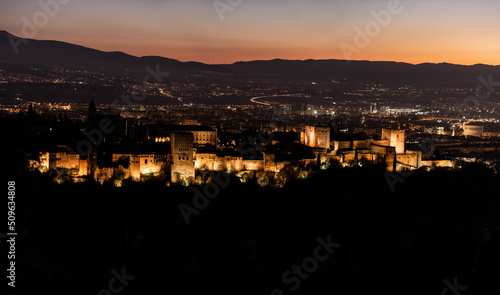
32, 100, 454, 184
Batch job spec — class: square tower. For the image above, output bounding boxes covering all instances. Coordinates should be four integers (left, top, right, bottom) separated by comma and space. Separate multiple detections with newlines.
381, 129, 405, 154
302, 126, 330, 149
171, 133, 195, 184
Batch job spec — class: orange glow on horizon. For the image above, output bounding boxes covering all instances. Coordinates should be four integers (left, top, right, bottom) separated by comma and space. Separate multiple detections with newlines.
2, 0, 500, 66
34, 37, 500, 66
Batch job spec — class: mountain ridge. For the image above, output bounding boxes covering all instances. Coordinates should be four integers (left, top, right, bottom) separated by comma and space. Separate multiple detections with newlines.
1, 30, 500, 85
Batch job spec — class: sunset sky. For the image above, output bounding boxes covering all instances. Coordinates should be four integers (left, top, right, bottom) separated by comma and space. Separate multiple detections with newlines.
1, 0, 499, 65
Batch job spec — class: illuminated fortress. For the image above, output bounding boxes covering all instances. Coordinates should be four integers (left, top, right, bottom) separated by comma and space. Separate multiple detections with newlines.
302, 126, 453, 172
30, 101, 454, 185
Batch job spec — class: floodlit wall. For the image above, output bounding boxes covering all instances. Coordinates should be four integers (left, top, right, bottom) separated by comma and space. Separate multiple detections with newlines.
382, 129, 405, 154
463, 125, 483, 138
302, 126, 330, 149
171, 133, 195, 183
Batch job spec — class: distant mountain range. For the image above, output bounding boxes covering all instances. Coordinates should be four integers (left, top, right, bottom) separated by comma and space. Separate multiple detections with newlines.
0, 30, 234, 78
1, 30, 500, 86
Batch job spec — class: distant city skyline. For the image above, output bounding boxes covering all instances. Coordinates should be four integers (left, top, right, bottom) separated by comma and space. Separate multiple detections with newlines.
1, 0, 500, 65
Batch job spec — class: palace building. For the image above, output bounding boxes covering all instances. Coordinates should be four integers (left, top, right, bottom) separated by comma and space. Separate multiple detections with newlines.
31, 108, 454, 184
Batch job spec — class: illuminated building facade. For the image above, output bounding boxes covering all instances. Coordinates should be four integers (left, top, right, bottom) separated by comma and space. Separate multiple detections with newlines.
171, 132, 195, 183
463, 124, 483, 138
31, 126, 453, 184
112, 154, 166, 181
327, 128, 438, 172
301, 126, 331, 149
381, 129, 405, 154
37, 149, 88, 177
150, 125, 217, 146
